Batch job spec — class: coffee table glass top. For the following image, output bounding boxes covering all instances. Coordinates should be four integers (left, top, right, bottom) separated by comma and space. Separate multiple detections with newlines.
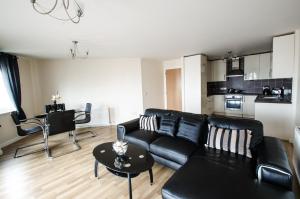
93, 142, 154, 174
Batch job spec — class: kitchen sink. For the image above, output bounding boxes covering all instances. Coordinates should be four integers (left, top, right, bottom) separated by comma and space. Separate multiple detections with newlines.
262, 96, 280, 99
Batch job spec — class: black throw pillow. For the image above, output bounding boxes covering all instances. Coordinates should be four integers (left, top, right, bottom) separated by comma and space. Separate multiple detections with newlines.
177, 117, 202, 144
157, 115, 179, 137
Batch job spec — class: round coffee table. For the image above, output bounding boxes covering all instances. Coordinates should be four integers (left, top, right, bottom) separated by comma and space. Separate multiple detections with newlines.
93, 142, 154, 199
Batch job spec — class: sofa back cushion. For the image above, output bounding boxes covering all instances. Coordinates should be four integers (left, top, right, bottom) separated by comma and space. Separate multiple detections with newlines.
139, 115, 158, 131
208, 115, 263, 156
157, 115, 179, 137
145, 108, 208, 144
206, 125, 252, 158
177, 117, 203, 145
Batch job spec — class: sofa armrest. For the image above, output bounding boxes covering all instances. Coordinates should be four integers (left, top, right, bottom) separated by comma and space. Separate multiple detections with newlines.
117, 118, 140, 140
256, 136, 293, 190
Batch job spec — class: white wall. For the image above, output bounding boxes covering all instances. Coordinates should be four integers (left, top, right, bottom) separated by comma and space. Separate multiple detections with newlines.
0, 57, 41, 149
141, 59, 164, 111
36, 58, 144, 125
163, 58, 182, 70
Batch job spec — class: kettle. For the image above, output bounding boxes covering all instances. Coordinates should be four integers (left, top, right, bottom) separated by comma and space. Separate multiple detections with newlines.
262, 86, 271, 95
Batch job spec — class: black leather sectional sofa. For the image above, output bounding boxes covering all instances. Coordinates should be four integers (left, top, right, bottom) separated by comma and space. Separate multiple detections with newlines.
117, 108, 295, 199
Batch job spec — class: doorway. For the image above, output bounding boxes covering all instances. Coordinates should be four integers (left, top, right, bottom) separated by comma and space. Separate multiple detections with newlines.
165, 68, 182, 111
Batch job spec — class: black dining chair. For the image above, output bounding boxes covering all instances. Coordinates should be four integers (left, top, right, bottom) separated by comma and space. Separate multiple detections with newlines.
45, 110, 80, 158
74, 103, 96, 139
45, 103, 65, 113
11, 111, 46, 158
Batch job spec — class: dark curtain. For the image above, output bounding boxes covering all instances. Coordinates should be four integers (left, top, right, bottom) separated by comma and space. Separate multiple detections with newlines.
0, 52, 26, 119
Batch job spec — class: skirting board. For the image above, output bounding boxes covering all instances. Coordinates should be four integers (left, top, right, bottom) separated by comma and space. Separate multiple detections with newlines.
0, 135, 25, 155
0, 124, 112, 156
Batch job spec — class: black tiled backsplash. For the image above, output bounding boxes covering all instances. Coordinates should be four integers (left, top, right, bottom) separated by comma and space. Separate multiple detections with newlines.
207, 77, 293, 96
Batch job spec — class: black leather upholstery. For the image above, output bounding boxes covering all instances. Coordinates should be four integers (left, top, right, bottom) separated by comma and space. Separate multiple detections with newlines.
75, 103, 92, 124
11, 111, 43, 136
177, 116, 204, 145
151, 153, 182, 170
117, 118, 140, 140
208, 115, 263, 154
256, 136, 293, 189
162, 156, 294, 199
116, 108, 294, 199
47, 110, 75, 135
150, 136, 197, 165
124, 129, 160, 151
157, 115, 179, 137
45, 103, 65, 113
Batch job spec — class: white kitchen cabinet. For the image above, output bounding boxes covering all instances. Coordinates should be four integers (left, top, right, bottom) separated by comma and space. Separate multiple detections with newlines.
255, 102, 293, 141
211, 60, 226, 81
272, 34, 295, 78
244, 53, 272, 80
242, 96, 256, 118
213, 95, 225, 114
244, 55, 260, 80
183, 55, 201, 114
259, 53, 272, 79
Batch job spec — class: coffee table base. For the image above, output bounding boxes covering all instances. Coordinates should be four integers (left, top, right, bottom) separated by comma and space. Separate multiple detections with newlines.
94, 160, 153, 199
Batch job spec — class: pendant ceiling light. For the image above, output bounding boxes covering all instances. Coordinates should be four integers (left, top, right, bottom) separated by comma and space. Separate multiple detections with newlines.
30, 0, 83, 24
70, 41, 89, 59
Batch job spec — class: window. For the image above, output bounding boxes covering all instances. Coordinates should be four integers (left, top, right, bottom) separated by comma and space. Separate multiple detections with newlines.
0, 71, 15, 114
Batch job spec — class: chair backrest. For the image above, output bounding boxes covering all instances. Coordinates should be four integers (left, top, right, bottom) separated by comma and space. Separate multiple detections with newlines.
11, 111, 27, 136
46, 110, 75, 136
45, 103, 66, 113
84, 103, 92, 122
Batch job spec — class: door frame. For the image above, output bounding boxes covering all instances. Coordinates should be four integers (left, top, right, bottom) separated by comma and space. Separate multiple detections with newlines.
163, 61, 184, 110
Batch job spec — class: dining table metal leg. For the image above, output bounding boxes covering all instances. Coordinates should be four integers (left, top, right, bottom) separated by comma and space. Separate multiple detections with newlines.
94, 160, 99, 178
149, 168, 153, 185
128, 173, 132, 199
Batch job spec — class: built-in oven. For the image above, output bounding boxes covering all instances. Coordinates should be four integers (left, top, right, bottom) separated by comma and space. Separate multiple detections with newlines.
224, 94, 243, 114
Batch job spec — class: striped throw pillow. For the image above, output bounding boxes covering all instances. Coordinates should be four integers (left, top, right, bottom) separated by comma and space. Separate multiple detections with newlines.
139, 115, 158, 131
206, 124, 252, 158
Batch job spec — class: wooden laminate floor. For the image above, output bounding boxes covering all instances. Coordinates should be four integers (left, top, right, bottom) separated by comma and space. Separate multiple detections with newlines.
0, 127, 299, 199
0, 127, 174, 199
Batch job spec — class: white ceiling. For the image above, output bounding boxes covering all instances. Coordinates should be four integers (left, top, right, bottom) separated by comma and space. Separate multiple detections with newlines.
0, 0, 300, 60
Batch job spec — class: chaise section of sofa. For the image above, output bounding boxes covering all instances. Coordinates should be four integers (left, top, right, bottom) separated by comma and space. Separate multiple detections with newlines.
117, 109, 295, 199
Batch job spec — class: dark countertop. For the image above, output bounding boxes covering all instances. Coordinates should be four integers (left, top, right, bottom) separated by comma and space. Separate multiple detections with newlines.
254, 95, 292, 104
207, 92, 259, 96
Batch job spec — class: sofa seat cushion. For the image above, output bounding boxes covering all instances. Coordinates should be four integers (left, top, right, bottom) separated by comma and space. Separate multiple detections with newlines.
162, 156, 295, 199
150, 136, 197, 165
192, 146, 255, 172
124, 130, 159, 151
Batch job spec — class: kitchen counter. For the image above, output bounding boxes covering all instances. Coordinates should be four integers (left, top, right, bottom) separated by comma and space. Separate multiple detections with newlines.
255, 94, 292, 104
207, 92, 259, 96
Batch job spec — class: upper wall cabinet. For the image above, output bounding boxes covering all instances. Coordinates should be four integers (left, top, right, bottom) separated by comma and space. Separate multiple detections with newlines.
272, 34, 295, 78
244, 55, 260, 80
259, 53, 272, 79
244, 53, 272, 80
210, 60, 226, 81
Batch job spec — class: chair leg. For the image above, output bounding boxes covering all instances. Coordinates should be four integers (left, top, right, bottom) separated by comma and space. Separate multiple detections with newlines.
14, 141, 45, 158
45, 134, 52, 158
72, 128, 97, 140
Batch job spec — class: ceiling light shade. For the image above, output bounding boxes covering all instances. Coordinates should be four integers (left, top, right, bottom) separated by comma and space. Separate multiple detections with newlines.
31, 0, 83, 24
70, 41, 89, 59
